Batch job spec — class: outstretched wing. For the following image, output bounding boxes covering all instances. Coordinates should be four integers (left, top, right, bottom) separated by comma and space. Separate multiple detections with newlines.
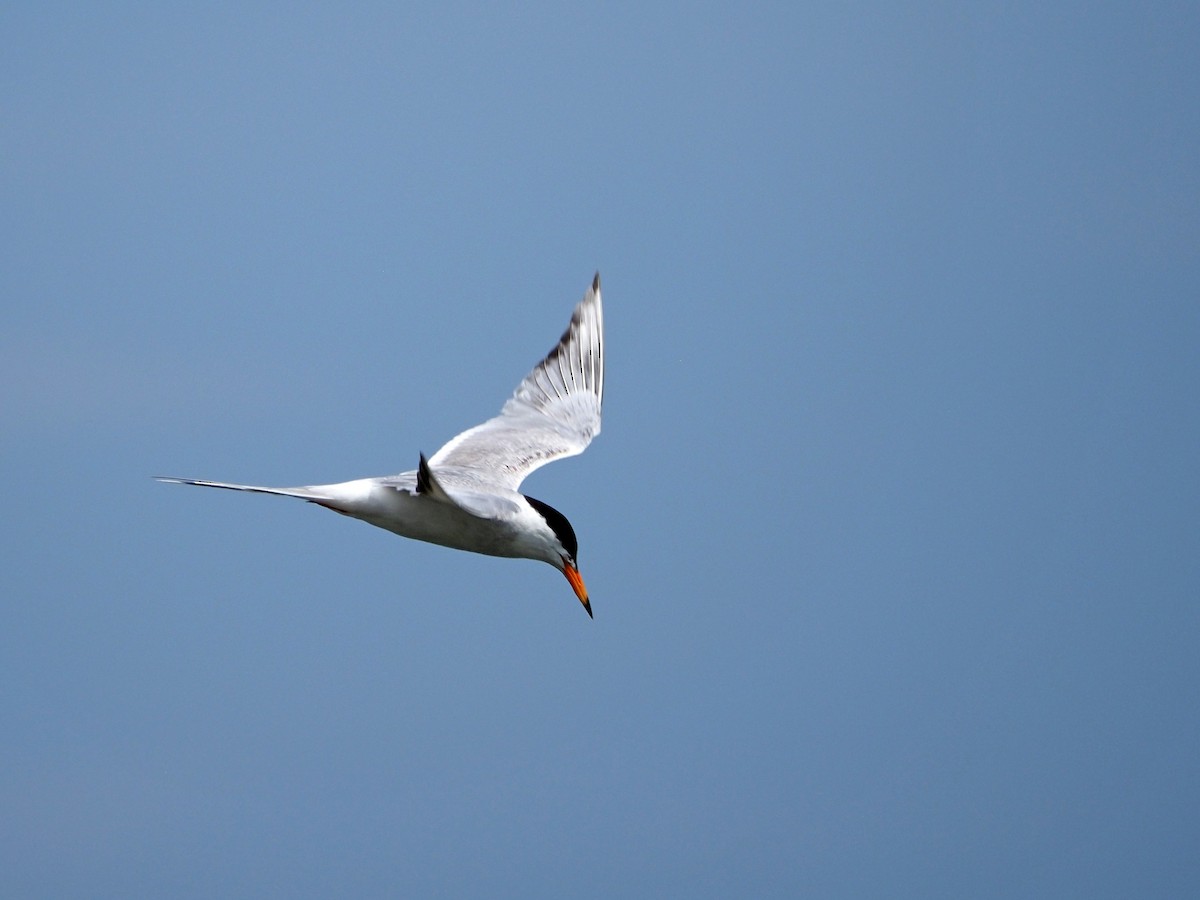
428, 273, 604, 491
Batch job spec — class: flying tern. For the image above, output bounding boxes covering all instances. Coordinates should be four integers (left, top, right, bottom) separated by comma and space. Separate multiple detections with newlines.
158, 274, 603, 617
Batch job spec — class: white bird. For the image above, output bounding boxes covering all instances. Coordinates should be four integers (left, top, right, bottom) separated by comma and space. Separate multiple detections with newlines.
158, 274, 604, 617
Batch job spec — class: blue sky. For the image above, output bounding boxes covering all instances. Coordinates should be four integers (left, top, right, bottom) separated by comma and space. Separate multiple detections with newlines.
3, 3, 1198, 896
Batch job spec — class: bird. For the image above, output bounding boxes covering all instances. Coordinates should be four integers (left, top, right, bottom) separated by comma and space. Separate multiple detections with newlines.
157, 273, 603, 618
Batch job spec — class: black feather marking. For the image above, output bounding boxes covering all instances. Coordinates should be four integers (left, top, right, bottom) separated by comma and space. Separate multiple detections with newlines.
416, 453, 458, 505
524, 495, 578, 560
416, 452, 435, 495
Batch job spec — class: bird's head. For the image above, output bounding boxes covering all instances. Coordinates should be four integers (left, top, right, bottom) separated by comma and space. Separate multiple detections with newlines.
524, 495, 591, 618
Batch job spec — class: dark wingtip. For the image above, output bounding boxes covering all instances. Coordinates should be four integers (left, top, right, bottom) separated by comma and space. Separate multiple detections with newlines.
592, 271, 601, 293
416, 452, 432, 494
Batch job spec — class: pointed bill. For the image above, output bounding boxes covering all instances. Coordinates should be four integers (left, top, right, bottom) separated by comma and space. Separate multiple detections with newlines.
563, 563, 592, 618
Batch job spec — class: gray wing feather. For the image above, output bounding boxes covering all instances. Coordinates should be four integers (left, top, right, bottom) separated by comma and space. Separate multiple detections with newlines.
428, 274, 603, 490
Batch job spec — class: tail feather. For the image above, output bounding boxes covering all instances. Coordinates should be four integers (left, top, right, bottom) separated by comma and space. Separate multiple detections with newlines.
153, 476, 324, 502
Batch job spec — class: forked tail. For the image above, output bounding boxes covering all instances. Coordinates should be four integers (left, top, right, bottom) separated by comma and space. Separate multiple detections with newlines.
153, 476, 326, 502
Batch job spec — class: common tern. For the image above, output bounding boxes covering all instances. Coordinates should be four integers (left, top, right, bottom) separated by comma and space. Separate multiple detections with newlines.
158, 274, 603, 617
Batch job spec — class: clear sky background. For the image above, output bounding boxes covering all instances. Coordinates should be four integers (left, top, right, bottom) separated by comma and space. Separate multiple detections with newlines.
3, 3, 1198, 897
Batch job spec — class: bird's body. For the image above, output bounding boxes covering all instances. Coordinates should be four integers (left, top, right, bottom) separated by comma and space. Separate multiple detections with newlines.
158, 274, 603, 617
168, 472, 557, 561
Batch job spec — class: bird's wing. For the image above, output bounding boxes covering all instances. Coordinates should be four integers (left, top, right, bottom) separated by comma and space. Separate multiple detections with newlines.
428, 273, 603, 491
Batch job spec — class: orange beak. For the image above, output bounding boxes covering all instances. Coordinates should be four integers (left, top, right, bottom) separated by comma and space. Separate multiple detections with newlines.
563, 562, 592, 618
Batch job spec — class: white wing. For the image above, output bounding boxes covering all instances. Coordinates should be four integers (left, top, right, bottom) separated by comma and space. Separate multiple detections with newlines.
428, 273, 604, 491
